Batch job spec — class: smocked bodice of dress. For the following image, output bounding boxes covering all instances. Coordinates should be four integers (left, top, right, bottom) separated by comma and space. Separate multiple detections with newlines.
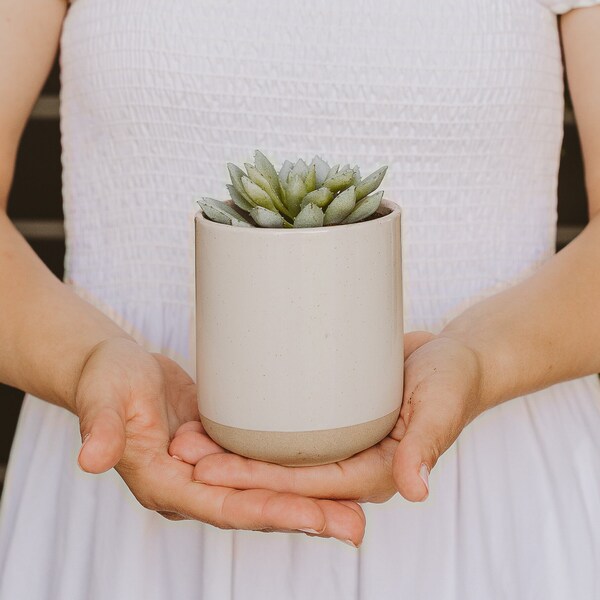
59, 0, 566, 360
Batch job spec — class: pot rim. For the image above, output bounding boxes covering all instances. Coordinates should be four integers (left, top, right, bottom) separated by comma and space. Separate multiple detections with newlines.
195, 198, 401, 235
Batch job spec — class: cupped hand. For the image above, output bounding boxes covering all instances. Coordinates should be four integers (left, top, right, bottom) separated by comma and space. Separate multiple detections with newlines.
170, 331, 484, 504
74, 337, 365, 545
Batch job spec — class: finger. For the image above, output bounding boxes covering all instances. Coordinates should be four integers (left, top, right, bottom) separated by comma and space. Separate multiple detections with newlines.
124, 449, 366, 543
168, 428, 225, 464
78, 403, 127, 474
192, 439, 396, 502
337, 500, 367, 527
174, 421, 204, 436
392, 397, 462, 503
314, 499, 365, 547
392, 428, 433, 502
158, 458, 327, 532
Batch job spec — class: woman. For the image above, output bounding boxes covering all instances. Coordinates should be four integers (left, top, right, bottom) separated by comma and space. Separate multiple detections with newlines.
1, 0, 600, 598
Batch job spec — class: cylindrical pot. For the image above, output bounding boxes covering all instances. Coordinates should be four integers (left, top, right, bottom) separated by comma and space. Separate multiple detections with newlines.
195, 199, 403, 466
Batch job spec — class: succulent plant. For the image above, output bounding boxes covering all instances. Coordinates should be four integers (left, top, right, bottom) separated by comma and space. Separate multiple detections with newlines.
197, 150, 387, 229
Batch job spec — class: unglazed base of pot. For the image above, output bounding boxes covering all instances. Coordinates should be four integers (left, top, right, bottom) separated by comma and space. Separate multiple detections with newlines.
200, 408, 401, 466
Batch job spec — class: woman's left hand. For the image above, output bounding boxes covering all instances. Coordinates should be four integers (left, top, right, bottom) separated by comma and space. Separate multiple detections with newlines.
170, 331, 485, 504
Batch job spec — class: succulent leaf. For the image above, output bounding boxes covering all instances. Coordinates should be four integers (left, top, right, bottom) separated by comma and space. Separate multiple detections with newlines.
227, 184, 255, 212
202, 151, 387, 228
241, 176, 278, 212
197, 197, 252, 226
245, 163, 292, 217
294, 202, 324, 228
341, 190, 384, 224
254, 150, 282, 197
355, 166, 388, 201
199, 203, 231, 225
304, 163, 317, 193
323, 186, 356, 226
227, 163, 252, 202
284, 174, 308, 217
244, 162, 271, 192
326, 164, 339, 181
323, 169, 355, 193
310, 156, 331, 187
279, 160, 294, 184
250, 206, 286, 228
300, 186, 334, 209
291, 158, 309, 180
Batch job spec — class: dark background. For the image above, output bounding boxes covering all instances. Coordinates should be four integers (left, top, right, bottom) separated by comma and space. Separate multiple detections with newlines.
0, 57, 591, 493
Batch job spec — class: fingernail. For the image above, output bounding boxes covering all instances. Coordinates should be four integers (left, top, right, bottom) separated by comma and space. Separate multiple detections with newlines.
171, 455, 182, 461
298, 527, 325, 535
342, 539, 359, 548
298, 528, 320, 534
419, 463, 430, 498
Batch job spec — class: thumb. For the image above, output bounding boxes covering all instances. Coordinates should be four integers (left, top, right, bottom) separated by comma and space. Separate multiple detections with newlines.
392, 427, 437, 502
77, 397, 127, 474
392, 405, 460, 503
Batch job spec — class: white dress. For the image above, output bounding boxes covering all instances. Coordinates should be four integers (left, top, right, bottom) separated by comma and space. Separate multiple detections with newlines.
2, 0, 600, 598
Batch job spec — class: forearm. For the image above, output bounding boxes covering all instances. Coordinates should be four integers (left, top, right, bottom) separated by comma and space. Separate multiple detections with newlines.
440, 213, 600, 411
0, 212, 134, 413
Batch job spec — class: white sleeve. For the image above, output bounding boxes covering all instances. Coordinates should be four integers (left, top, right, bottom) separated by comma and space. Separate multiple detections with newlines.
538, 0, 600, 14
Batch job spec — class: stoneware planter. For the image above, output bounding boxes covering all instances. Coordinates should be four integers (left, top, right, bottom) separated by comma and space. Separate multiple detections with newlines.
195, 199, 403, 466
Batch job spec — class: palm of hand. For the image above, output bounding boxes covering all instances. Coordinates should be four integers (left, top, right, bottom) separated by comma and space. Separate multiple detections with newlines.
171, 331, 483, 504
75, 338, 365, 543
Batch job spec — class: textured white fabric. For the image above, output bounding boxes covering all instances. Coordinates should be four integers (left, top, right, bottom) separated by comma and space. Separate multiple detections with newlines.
2, 0, 600, 598
538, 0, 600, 13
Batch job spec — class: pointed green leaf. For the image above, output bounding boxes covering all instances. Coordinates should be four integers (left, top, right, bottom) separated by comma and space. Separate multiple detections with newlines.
323, 186, 356, 225
310, 156, 331, 187
244, 163, 291, 217
197, 197, 252, 226
254, 150, 281, 197
340, 163, 350, 173
227, 184, 255, 212
249, 206, 286, 228
352, 165, 361, 186
279, 160, 294, 184
245, 162, 272, 193
326, 164, 339, 181
199, 203, 231, 225
355, 166, 388, 201
341, 190, 384, 224
227, 163, 252, 202
282, 219, 294, 229
294, 203, 324, 228
291, 158, 309, 180
241, 176, 278, 212
323, 168, 355, 193
300, 187, 333, 209
304, 163, 317, 193
283, 174, 307, 217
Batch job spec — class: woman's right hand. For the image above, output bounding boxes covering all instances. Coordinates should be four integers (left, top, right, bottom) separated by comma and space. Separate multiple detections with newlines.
74, 337, 365, 545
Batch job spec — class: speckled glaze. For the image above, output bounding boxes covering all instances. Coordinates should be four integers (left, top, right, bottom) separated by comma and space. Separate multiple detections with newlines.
195, 200, 403, 464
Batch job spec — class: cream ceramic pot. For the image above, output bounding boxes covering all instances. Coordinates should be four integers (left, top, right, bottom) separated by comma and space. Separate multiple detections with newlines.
195, 200, 403, 466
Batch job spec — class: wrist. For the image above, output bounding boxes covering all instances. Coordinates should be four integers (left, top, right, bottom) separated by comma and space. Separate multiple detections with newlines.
437, 323, 511, 413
